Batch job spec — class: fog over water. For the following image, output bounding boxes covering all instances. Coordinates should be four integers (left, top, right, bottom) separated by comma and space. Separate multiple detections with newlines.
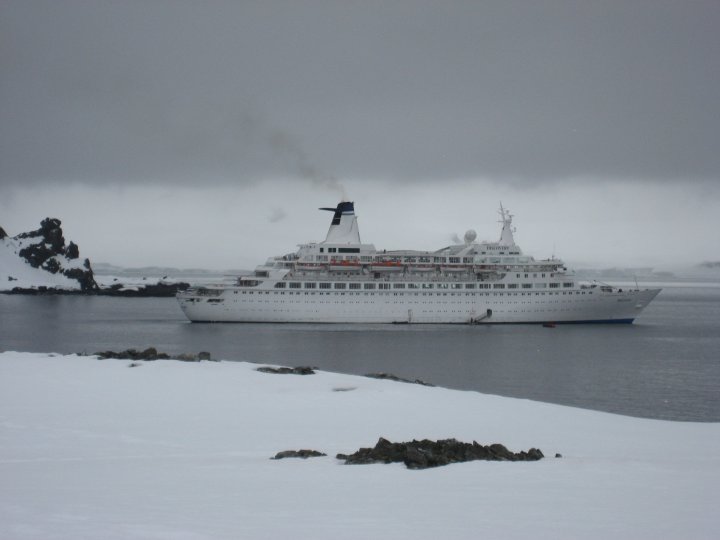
1, 1, 719, 269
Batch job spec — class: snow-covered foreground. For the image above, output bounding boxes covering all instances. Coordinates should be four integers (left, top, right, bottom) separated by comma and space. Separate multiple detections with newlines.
1, 353, 718, 539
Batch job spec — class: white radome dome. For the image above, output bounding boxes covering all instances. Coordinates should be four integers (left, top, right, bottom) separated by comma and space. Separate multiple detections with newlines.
464, 229, 477, 244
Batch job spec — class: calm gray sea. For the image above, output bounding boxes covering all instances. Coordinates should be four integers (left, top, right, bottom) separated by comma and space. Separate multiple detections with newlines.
1, 283, 719, 422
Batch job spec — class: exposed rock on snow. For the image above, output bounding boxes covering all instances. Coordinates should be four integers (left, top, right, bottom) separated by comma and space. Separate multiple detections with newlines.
257, 365, 317, 375
365, 372, 435, 386
271, 450, 327, 459
95, 347, 171, 361
0, 218, 97, 291
337, 437, 544, 469
94, 348, 214, 362
65, 241, 80, 259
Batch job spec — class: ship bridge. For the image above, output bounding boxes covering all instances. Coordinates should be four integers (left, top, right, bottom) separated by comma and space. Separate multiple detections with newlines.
435, 204, 523, 258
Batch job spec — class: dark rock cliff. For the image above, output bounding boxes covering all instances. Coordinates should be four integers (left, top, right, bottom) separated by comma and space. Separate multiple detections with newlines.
10, 218, 98, 291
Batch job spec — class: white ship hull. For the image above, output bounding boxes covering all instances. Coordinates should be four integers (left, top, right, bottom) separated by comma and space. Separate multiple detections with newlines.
178, 287, 661, 324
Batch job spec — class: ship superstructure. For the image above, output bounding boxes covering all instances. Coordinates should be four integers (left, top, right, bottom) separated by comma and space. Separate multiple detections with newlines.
177, 202, 660, 323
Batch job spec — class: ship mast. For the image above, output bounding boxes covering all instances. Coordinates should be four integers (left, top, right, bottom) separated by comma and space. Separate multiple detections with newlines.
498, 203, 516, 246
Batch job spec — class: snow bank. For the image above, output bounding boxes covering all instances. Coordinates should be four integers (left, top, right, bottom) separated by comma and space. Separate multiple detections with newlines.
1, 352, 718, 539
0, 238, 81, 290
93, 272, 196, 289
0, 232, 86, 291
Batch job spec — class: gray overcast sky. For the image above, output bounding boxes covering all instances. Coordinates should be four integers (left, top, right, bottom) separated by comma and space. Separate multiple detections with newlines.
1, 1, 719, 269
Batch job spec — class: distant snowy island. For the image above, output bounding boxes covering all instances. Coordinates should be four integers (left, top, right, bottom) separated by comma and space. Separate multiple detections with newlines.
0, 352, 718, 539
0, 218, 96, 291
0, 219, 191, 296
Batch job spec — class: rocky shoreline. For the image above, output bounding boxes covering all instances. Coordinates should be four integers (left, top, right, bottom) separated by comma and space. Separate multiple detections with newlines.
93, 348, 213, 361
1, 282, 190, 297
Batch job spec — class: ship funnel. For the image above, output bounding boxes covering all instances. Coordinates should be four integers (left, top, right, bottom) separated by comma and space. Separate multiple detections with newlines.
319, 201, 361, 244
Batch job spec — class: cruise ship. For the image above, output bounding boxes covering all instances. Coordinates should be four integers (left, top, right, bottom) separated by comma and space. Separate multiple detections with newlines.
177, 202, 660, 323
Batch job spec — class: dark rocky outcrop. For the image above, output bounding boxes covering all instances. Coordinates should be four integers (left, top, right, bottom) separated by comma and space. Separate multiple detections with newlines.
337, 437, 544, 469
93, 347, 212, 362
0, 226, 7, 239
18, 218, 65, 261
42, 218, 65, 252
12, 217, 98, 291
365, 373, 435, 387
256, 366, 316, 375
64, 241, 80, 259
271, 450, 327, 460
19, 242, 56, 269
2, 219, 200, 297
3, 281, 190, 297
42, 257, 62, 274
94, 348, 215, 362
3, 286, 81, 295
95, 347, 171, 361
64, 260, 100, 291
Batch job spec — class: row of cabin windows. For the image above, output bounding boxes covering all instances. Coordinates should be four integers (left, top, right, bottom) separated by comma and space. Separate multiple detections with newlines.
275, 281, 574, 290
309, 258, 560, 274
307, 254, 546, 265
319, 247, 361, 254
240, 290, 591, 297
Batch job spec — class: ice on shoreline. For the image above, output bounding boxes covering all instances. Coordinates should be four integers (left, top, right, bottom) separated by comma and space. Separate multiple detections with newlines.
1, 352, 718, 539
